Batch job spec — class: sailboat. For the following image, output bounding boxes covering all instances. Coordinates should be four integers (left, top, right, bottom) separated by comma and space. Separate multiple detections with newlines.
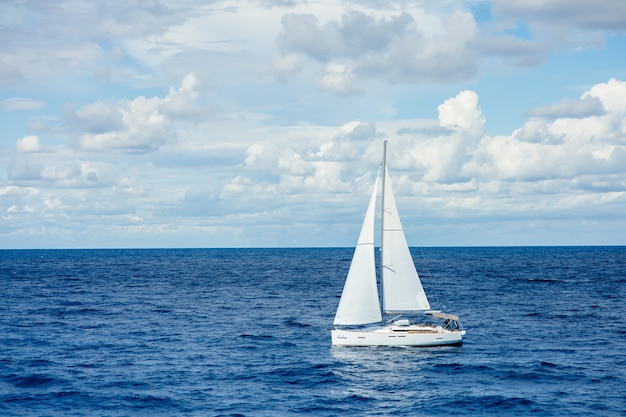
331, 141, 465, 346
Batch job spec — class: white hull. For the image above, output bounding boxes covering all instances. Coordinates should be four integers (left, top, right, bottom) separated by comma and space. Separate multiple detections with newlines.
331, 326, 464, 347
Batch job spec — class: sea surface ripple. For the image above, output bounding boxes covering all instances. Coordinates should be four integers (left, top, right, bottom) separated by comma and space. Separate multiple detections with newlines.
1, 247, 625, 416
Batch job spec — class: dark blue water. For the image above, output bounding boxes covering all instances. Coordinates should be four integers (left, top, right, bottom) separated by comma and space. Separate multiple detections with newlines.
1, 247, 625, 416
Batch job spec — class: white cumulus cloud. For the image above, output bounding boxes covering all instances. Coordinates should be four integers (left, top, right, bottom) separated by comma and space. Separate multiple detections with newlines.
72, 73, 204, 153
16, 135, 41, 153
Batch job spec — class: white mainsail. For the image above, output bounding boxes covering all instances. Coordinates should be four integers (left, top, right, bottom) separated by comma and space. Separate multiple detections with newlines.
333, 169, 382, 326
381, 164, 430, 313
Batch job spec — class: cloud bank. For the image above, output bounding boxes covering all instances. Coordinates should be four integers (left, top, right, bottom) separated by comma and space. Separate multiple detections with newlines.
2, 74, 625, 247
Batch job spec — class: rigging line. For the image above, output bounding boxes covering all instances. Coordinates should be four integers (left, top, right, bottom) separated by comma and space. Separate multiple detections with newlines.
379, 139, 388, 322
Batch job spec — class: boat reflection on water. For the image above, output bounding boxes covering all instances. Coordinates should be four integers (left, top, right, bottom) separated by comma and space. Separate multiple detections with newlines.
328, 345, 464, 410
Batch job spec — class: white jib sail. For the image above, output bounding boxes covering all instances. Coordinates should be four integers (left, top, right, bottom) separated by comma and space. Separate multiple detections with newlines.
333, 171, 382, 326
381, 165, 431, 313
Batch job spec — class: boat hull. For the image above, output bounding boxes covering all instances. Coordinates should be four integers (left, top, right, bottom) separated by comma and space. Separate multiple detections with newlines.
331, 327, 463, 347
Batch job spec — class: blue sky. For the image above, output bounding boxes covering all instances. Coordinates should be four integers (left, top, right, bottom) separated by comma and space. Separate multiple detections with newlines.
1, 0, 625, 248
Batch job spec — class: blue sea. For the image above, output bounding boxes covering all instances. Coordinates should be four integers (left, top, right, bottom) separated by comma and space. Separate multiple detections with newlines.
1, 247, 625, 416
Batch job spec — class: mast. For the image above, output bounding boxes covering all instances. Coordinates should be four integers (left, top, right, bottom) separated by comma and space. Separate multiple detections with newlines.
379, 139, 388, 321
